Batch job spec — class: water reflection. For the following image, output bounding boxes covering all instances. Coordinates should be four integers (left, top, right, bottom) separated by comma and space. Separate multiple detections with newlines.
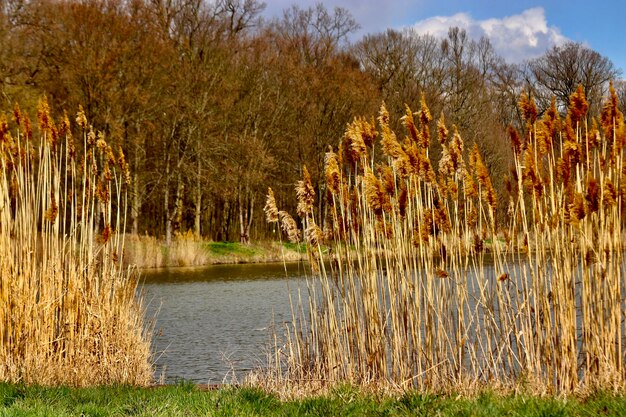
141, 262, 311, 384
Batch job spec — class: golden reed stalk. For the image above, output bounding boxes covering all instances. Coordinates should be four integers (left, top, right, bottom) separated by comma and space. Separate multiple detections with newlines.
265, 86, 626, 395
0, 100, 152, 386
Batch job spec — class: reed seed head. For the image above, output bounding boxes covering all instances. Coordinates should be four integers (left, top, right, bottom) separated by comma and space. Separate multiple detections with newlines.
364, 167, 388, 217
401, 104, 419, 143
449, 127, 464, 173
37, 96, 52, 133
279, 211, 301, 243
447, 177, 458, 197
471, 144, 489, 187
518, 90, 537, 124
305, 223, 324, 246
438, 145, 454, 177
378, 102, 390, 126
586, 118, 600, 151
44, 193, 58, 223
585, 174, 600, 214
419, 209, 433, 243
12, 103, 21, 127
379, 164, 395, 196
264, 188, 279, 223
23, 113, 32, 140
87, 128, 96, 146
435, 205, 451, 234
324, 150, 341, 195
0, 115, 9, 144
398, 182, 407, 218
361, 117, 378, 148
419, 93, 432, 148
117, 147, 131, 185
556, 157, 571, 184
568, 192, 586, 225
76, 105, 88, 129
437, 112, 448, 145
464, 169, 478, 199
435, 268, 449, 278
568, 85, 589, 125
380, 119, 405, 160
101, 223, 112, 244
346, 120, 367, 162
296, 166, 315, 218
543, 97, 561, 138
602, 178, 617, 207
96, 132, 107, 151
563, 116, 581, 164
522, 145, 542, 197
59, 111, 71, 137
507, 125, 522, 157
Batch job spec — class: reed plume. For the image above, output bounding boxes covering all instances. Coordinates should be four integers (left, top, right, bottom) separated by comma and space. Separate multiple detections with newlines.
265, 87, 626, 396
569, 84, 589, 124
518, 89, 538, 124
295, 166, 315, 218
279, 211, 301, 243
437, 112, 448, 145
264, 187, 279, 223
0, 103, 152, 386
324, 150, 341, 195
379, 104, 406, 160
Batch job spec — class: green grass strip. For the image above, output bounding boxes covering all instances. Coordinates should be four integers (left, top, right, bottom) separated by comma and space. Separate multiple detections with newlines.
1, 383, 626, 416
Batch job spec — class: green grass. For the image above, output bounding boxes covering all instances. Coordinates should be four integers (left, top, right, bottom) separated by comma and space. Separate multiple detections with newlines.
1, 383, 626, 416
281, 242, 308, 254
205, 241, 261, 257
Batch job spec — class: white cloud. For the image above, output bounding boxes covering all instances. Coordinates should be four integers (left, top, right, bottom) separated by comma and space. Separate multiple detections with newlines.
410, 7, 569, 63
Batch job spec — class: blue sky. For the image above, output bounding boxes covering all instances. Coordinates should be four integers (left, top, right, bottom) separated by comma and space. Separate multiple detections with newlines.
262, 1, 626, 76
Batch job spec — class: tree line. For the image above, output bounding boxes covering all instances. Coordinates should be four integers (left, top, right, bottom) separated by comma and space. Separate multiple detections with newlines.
0, 0, 622, 243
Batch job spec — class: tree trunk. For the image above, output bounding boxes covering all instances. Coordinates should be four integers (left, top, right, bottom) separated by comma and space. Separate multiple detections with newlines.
246, 195, 254, 243
239, 192, 248, 245
220, 200, 230, 242
131, 164, 141, 235
173, 171, 184, 235
194, 158, 202, 238
164, 153, 171, 246
238, 191, 255, 245
129, 123, 141, 235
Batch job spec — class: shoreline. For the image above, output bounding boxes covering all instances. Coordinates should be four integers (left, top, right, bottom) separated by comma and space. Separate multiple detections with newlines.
123, 235, 307, 269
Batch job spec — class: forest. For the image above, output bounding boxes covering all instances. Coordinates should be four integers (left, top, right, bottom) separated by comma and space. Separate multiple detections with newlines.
0, 0, 623, 244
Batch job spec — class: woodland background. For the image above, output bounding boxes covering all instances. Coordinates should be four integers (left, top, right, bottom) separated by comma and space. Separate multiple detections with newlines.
0, 0, 623, 244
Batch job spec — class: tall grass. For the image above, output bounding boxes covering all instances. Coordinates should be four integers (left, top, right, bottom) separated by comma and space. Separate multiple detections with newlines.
264, 86, 626, 395
0, 100, 152, 386
123, 233, 306, 268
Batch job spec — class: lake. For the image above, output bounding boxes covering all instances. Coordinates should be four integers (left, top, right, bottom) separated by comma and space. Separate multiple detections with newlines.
141, 262, 311, 384
141, 256, 626, 386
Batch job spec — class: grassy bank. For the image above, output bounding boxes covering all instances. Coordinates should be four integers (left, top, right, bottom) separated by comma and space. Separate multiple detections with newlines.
1, 383, 626, 416
124, 234, 307, 268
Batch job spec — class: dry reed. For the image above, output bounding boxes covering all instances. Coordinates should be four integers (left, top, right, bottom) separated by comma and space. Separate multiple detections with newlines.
264, 85, 626, 395
0, 100, 152, 386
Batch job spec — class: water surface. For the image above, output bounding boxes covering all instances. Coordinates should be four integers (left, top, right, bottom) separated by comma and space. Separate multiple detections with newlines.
141, 262, 311, 384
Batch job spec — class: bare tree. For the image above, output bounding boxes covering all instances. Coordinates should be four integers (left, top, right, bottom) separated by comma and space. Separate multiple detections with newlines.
527, 42, 620, 115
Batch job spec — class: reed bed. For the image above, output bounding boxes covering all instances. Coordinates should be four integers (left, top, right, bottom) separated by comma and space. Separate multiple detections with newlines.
0, 100, 152, 386
264, 85, 626, 395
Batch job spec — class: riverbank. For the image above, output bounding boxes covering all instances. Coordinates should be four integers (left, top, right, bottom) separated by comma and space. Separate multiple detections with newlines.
123, 234, 307, 269
1, 383, 625, 416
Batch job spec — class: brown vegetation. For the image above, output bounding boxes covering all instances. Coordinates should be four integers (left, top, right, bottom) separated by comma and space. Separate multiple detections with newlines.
264, 87, 626, 395
0, 101, 152, 386
0, 1, 622, 245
